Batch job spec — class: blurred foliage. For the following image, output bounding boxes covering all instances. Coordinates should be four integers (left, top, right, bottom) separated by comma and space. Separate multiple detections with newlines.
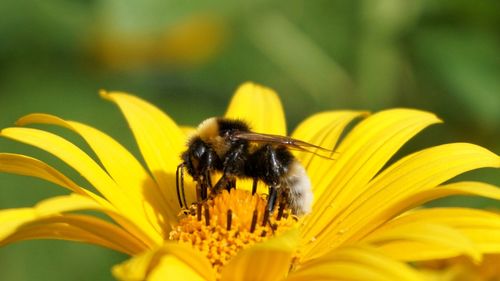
0, 0, 498, 280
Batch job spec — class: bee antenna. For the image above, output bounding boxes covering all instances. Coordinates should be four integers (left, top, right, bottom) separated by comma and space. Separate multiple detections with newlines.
176, 163, 185, 208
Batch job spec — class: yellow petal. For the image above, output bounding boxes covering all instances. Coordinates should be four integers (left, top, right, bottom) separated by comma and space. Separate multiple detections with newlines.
303, 143, 499, 260
1, 214, 147, 255
380, 208, 500, 255
17, 113, 169, 236
113, 248, 157, 281
301, 109, 441, 258
147, 256, 206, 281
0, 127, 162, 245
364, 222, 481, 262
373, 241, 467, 263
101, 91, 188, 225
155, 244, 216, 281
180, 125, 196, 137
1, 194, 157, 250
0, 194, 152, 253
340, 143, 499, 245
0, 153, 115, 211
113, 243, 215, 281
290, 110, 368, 195
371, 182, 500, 224
3, 221, 129, 253
287, 246, 423, 281
417, 254, 500, 281
0, 153, 94, 196
225, 82, 286, 135
0, 128, 125, 207
221, 229, 299, 281
0, 194, 102, 238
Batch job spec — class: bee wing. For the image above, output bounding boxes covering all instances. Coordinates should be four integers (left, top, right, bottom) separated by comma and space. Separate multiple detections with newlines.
231, 131, 336, 159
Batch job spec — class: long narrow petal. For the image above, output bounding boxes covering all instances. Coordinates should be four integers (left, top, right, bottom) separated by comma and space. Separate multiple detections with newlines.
1, 194, 110, 241
0, 127, 163, 245
180, 126, 196, 136
364, 222, 481, 262
113, 249, 157, 281
113, 243, 216, 281
301, 109, 441, 258
0, 194, 154, 250
374, 208, 500, 256
290, 110, 368, 192
147, 256, 206, 281
1, 214, 147, 255
220, 229, 299, 281
101, 91, 187, 225
287, 246, 423, 281
342, 144, 499, 245
364, 182, 500, 226
17, 113, 169, 236
303, 143, 499, 260
3, 221, 131, 253
225, 82, 287, 135
417, 254, 500, 281
0, 153, 97, 197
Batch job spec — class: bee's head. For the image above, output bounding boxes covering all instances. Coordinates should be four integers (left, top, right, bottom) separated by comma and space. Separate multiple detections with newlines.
181, 138, 205, 179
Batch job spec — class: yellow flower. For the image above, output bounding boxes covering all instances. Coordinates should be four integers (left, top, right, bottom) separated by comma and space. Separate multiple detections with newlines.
93, 14, 226, 70
0, 82, 499, 280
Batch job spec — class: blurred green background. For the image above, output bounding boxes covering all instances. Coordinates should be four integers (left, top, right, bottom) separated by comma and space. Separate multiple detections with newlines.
0, 0, 498, 280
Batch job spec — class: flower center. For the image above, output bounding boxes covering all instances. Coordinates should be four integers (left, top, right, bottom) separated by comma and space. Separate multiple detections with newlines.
169, 189, 297, 273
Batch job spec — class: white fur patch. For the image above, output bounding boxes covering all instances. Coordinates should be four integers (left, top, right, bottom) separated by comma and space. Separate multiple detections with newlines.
286, 161, 313, 215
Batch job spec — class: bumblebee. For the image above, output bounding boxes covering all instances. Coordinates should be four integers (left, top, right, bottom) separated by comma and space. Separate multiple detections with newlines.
177, 117, 332, 216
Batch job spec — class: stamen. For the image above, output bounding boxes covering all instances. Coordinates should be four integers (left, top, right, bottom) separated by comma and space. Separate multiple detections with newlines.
226, 209, 232, 231
252, 178, 257, 195
250, 210, 258, 233
169, 189, 297, 275
261, 209, 270, 227
277, 202, 285, 221
204, 204, 210, 226
197, 203, 202, 221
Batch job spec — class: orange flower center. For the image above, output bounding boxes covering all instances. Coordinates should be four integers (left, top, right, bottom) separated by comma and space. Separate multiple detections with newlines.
169, 189, 297, 273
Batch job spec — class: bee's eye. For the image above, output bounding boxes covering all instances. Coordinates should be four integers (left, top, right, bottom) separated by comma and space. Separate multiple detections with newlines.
190, 156, 200, 170
193, 145, 206, 159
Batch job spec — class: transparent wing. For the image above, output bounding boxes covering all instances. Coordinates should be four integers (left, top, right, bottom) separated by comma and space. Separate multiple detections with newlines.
231, 131, 336, 159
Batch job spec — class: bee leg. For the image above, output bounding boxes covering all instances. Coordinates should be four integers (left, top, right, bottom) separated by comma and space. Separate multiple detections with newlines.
267, 186, 278, 214
195, 181, 202, 202
199, 171, 213, 201
276, 190, 289, 220
228, 177, 236, 191
213, 174, 232, 195
262, 186, 278, 234
206, 171, 213, 189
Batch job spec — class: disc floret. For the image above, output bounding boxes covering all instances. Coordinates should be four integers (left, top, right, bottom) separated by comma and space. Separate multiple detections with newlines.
169, 189, 297, 272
